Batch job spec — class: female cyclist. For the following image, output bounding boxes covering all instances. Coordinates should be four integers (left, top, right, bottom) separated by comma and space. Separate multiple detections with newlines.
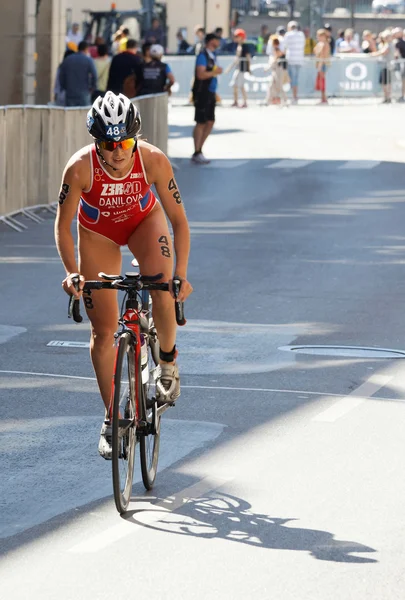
55, 92, 192, 458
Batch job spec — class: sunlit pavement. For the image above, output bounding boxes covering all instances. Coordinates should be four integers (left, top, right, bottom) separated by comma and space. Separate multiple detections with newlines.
1, 101, 405, 599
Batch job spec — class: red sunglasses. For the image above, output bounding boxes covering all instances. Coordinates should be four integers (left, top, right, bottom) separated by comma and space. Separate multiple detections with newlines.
98, 138, 136, 152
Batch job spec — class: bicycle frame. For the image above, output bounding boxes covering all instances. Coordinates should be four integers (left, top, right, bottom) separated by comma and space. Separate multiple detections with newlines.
109, 288, 144, 427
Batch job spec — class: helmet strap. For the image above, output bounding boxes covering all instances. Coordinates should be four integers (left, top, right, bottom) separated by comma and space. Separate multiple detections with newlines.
95, 144, 118, 171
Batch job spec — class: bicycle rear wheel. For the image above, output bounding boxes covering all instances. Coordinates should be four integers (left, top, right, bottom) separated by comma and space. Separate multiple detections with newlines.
112, 332, 137, 514
140, 327, 161, 490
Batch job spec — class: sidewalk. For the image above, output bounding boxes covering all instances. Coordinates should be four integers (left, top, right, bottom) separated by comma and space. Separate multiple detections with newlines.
168, 101, 405, 163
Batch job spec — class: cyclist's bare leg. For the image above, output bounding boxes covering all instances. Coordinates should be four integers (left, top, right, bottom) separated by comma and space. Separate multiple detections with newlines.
128, 205, 176, 363
78, 226, 122, 410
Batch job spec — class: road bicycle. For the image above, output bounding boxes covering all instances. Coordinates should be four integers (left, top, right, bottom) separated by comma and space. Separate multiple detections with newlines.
68, 268, 185, 514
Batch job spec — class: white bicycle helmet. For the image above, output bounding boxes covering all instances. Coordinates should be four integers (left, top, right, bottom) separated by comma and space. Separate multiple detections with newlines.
87, 92, 141, 141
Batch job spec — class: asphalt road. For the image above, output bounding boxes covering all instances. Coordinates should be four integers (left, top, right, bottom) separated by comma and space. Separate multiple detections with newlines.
1, 102, 405, 599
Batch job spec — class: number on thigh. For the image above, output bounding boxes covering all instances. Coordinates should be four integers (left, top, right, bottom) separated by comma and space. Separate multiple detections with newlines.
128, 208, 173, 276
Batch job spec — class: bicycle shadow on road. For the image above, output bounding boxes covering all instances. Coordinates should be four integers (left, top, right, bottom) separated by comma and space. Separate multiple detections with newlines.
125, 491, 377, 563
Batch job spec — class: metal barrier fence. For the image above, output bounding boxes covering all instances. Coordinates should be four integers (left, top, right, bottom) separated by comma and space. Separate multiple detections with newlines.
168, 55, 405, 101
0, 94, 168, 230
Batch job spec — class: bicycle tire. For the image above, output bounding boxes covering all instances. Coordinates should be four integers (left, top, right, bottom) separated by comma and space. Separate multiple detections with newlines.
140, 331, 161, 490
112, 332, 137, 514
141, 290, 160, 365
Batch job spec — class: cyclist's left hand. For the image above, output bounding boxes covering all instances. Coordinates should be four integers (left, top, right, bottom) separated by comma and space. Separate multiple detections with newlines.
170, 277, 193, 302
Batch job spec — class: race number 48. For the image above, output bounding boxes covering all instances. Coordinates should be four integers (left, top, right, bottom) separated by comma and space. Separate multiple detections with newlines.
106, 126, 122, 137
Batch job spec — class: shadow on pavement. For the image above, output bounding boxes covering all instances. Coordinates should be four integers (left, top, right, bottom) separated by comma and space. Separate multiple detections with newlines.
125, 491, 377, 563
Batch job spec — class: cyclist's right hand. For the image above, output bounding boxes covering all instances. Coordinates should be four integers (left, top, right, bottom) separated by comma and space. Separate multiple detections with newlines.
62, 273, 85, 298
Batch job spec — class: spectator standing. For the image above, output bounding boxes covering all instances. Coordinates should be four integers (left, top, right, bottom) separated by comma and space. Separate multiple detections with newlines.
54, 49, 76, 106
226, 28, 251, 108
393, 27, 405, 101
191, 33, 223, 164
337, 29, 360, 53
314, 28, 331, 105
59, 41, 97, 107
284, 21, 305, 105
142, 41, 153, 63
107, 39, 142, 98
89, 36, 105, 59
324, 23, 335, 55
194, 26, 206, 55
119, 28, 130, 53
303, 28, 316, 55
111, 30, 123, 55
137, 44, 175, 96
93, 43, 111, 99
177, 30, 191, 54
372, 30, 395, 104
267, 26, 285, 55
362, 30, 377, 54
265, 37, 288, 106
66, 23, 82, 47
334, 29, 345, 53
144, 18, 164, 45
257, 24, 269, 54
214, 27, 227, 52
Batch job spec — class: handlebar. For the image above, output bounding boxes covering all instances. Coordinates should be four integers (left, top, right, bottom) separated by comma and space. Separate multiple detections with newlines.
68, 273, 186, 326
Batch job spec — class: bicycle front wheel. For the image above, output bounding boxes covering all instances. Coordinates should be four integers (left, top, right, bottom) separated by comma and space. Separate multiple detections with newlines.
112, 332, 137, 514
140, 333, 161, 490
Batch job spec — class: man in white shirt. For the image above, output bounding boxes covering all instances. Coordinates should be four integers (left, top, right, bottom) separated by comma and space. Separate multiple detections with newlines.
337, 29, 360, 53
284, 21, 305, 104
66, 23, 82, 48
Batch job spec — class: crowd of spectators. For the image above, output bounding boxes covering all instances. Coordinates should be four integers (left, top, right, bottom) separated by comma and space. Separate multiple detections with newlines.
233, 21, 405, 105
55, 19, 174, 107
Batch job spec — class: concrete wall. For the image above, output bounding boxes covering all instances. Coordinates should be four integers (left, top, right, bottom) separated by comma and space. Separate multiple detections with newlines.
166, 0, 231, 52
0, 0, 25, 105
36, 0, 66, 105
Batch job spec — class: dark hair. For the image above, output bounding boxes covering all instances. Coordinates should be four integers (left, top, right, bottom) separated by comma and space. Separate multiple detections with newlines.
122, 28, 130, 35
215, 27, 223, 35
338, 28, 345, 37
78, 41, 89, 52
142, 41, 152, 55
205, 32, 219, 44
63, 49, 76, 60
126, 38, 137, 50
97, 43, 108, 57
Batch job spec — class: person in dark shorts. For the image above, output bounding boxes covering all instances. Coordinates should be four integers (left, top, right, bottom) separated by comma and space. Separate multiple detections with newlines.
191, 33, 223, 164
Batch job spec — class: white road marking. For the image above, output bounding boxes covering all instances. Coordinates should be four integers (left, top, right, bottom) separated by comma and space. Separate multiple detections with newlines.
47, 340, 90, 348
68, 476, 229, 553
0, 370, 400, 402
203, 160, 248, 169
338, 161, 380, 170
312, 375, 393, 422
266, 159, 313, 169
